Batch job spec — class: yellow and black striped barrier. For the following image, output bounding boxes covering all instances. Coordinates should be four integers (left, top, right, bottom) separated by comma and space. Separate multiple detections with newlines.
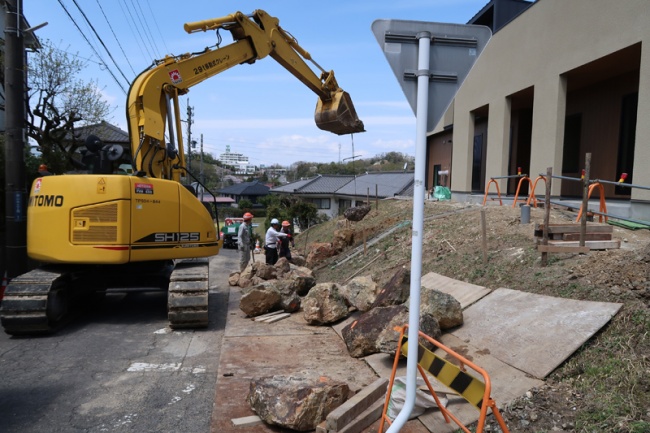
378, 325, 510, 433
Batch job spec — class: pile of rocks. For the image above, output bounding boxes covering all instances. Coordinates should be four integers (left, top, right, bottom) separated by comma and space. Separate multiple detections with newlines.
231, 260, 464, 359
237, 263, 466, 431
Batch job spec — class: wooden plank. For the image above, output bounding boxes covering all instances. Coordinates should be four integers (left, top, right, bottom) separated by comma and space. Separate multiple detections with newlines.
315, 421, 327, 433
262, 313, 291, 323
548, 240, 621, 250
337, 398, 385, 433
253, 310, 284, 321
537, 245, 590, 253
562, 233, 612, 241
420, 272, 491, 310
231, 415, 263, 427
326, 377, 388, 431
536, 223, 613, 234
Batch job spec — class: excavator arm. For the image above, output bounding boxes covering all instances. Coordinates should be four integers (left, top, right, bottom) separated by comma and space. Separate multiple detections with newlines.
127, 9, 364, 180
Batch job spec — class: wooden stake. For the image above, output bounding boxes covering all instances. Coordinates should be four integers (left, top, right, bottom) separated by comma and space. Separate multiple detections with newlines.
580, 153, 591, 248
542, 167, 553, 266
375, 184, 379, 210
480, 208, 488, 265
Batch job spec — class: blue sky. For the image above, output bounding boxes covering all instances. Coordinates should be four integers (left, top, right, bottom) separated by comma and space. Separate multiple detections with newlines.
25, 1, 488, 168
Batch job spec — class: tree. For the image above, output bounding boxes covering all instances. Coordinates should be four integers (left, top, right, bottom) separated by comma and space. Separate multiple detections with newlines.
26, 40, 112, 173
260, 194, 322, 231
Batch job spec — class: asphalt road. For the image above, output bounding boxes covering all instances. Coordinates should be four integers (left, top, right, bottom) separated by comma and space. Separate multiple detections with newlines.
0, 249, 238, 433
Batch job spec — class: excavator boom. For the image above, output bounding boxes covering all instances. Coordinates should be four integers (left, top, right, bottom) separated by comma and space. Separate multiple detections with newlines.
128, 10, 364, 179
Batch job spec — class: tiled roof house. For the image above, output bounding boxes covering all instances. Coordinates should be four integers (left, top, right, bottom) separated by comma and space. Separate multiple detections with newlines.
217, 180, 270, 206
272, 172, 414, 219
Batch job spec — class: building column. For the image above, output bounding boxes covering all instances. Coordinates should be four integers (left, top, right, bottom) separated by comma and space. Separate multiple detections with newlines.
450, 110, 475, 193
632, 41, 650, 202
530, 75, 567, 195
486, 97, 511, 193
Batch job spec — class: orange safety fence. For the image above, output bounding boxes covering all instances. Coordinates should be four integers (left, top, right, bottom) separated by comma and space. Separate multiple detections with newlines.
511, 176, 537, 208
526, 175, 546, 207
378, 325, 510, 433
575, 182, 608, 223
483, 175, 538, 208
482, 178, 503, 206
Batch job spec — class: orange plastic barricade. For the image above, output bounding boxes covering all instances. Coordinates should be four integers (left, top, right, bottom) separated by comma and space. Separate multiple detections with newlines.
378, 325, 510, 433
575, 182, 608, 223
482, 179, 503, 206
526, 175, 546, 207
512, 176, 537, 208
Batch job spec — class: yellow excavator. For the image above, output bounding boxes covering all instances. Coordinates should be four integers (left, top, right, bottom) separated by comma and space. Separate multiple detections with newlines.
0, 10, 364, 335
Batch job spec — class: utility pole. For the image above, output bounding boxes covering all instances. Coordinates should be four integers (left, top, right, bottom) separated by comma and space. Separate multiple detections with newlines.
186, 101, 193, 172
200, 133, 204, 184
4, 0, 28, 278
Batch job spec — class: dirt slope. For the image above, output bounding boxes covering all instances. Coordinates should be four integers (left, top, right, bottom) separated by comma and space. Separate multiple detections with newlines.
295, 199, 650, 433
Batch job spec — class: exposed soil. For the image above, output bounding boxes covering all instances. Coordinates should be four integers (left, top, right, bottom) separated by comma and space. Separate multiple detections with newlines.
296, 199, 650, 433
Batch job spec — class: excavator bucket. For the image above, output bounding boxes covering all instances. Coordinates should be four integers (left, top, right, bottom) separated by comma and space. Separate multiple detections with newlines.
315, 90, 365, 135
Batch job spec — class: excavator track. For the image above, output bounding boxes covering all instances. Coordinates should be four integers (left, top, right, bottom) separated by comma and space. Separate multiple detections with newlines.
0, 268, 68, 335
168, 258, 210, 329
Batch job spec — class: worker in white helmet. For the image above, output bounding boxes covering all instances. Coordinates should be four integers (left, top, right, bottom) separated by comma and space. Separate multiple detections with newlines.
264, 218, 288, 265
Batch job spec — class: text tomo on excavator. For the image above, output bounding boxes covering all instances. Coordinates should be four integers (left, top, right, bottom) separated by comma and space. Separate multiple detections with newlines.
0, 10, 364, 335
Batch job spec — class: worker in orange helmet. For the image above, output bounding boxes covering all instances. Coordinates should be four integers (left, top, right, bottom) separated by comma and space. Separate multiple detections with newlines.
38, 164, 52, 176
278, 220, 295, 262
237, 212, 254, 272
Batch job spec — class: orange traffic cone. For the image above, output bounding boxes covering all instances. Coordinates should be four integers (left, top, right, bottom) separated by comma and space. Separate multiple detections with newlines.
0, 271, 8, 302
254, 240, 262, 253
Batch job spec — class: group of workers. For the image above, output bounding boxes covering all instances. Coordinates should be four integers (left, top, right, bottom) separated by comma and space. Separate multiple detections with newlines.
237, 213, 295, 272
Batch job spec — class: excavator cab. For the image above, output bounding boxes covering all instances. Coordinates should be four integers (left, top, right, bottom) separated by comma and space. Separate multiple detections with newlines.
315, 89, 365, 135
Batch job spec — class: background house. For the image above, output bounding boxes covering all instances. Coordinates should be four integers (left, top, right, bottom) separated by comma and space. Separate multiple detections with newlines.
272, 172, 414, 219
217, 180, 270, 206
427, 0, 650, 221
272, 175, 354, 219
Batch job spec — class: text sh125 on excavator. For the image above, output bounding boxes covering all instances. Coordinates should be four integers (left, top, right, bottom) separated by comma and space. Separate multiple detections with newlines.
0, 10, 364, 335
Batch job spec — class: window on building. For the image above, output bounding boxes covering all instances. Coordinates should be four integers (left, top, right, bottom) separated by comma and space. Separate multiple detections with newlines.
308, 198, 331, 209
338, 199, 352, 215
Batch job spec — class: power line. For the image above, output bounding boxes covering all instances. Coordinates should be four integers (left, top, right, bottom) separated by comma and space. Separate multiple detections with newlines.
133, 0, 161, 57
116, 0, 149, 61
145, 0, 170, 55
118, 0, 155, 60
70, 0, 131, 86
94, 0, 137, 76
56, 0, 128, 94
127, 0, 159, 59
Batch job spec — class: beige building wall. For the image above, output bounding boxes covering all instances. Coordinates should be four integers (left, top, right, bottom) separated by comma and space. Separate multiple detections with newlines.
435, 0, 650, 206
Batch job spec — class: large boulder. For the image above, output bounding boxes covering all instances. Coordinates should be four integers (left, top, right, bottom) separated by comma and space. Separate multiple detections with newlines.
371, 267, 411, 308
332, 229, 355, 251
302, 283, 350, 325
239, 284, 282, 317
268, 279, 301, 313
291, 254, 307, 267
340, 276, 378, 312
252, 262, 277, 280
418, 287, 464, 330
285, 266, 316, 296
344, 205, 371, 222
248, 374, 350, 431
306, 243, 338, 267
341, 305, 441, 358
228, 271, 240, 287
